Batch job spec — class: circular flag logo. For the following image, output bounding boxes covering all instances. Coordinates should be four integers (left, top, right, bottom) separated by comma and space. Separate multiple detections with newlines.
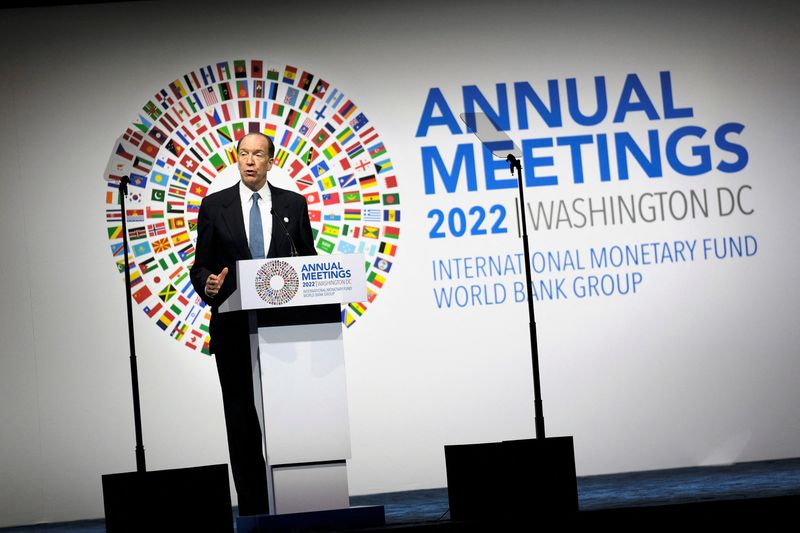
103, 59, 401, 355
254, 260, 299, 305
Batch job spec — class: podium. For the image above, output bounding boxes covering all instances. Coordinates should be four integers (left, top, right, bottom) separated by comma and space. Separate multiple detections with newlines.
219, 254, 384, 531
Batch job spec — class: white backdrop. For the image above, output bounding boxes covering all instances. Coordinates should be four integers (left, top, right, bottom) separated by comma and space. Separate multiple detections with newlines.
1, 0, 798, 527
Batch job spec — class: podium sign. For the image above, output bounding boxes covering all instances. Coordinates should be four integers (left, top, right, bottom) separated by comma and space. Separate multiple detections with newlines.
219, 254, 366, 313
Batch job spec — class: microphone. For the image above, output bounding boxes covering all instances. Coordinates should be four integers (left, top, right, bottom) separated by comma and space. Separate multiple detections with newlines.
271, 208, 298, 257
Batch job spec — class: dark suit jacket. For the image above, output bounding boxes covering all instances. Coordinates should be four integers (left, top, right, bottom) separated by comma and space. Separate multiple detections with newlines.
190, 181, 316, 353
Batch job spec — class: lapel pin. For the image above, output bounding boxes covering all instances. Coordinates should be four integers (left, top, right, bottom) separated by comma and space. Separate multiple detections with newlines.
283, 217, 289, 223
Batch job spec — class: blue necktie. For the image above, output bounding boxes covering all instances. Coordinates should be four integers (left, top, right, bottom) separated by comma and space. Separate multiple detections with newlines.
249, 192, 265, 259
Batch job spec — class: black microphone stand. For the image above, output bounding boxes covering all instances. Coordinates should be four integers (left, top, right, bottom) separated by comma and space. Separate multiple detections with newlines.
506, 154, 545, 439
118, 174, 147, 472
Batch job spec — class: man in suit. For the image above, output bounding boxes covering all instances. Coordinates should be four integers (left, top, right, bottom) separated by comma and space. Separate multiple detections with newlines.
190, 132, 316, 515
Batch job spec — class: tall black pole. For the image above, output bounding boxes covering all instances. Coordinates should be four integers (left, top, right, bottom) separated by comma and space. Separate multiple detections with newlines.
507, 155, 546, 440
118, 175, 147, 472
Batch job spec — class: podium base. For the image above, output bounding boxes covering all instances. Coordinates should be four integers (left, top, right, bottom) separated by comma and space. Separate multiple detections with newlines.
445, 437, 578, 522
237, 505, 385, 533
102, 464, 233, 533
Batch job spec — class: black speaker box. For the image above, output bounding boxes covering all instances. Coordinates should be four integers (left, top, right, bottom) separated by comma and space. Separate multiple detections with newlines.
102, 464, 233, 532
445, 437, 578, 523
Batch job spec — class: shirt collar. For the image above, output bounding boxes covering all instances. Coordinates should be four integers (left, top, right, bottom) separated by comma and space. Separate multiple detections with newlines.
239, 180, 271, 205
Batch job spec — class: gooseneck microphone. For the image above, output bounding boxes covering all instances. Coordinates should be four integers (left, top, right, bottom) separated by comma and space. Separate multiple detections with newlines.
271, 208, 298, 257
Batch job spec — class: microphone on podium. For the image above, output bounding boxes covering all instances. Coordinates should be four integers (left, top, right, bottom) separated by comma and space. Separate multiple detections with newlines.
271, 208, 298, 257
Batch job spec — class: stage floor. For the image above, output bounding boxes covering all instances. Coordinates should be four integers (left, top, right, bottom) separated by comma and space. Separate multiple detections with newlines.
3, 457, 799, 531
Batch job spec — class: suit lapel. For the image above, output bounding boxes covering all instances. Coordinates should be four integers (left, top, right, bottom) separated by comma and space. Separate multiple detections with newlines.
220, 183, 252, 260
268, 183, 292, 258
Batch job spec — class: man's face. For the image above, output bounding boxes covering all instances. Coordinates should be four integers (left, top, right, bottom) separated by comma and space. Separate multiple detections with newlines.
237, 134, 273, 191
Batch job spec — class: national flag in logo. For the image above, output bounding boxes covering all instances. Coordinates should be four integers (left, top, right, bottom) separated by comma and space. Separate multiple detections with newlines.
363, 226, 380, 239
323, 144, 341, 160
234, 59, 247, 78
362, 192, 380, 204
322, 192, 339, 205
344, 209, 361, 220
110, 242, 125, 256
133, 241, 152, 257
267, 66, 280, 81
359, 175, 377, 189
169, 79, 188, 99
367, 271, 385, 288
187, 200, 201, 212
232, 122, 245, 140
143, 301, 163, 318
290, 137, 307, 155
383, 193, 400, 205
312, 79, 329, 97
134, 114, 153, 134
201, 86, 218, 106
150, 172, 168, 188
383, 209, 400, 222
368, 142, 387, 158
310, 160, 329, 177
343, 191, 360, 204
298, 117, 316, 136
367, 287, 378, 303
362, 208, 381, 221
373, 257, 393, 273
164, 140, 184, 158
190, 182, 208, 197
322, 224, 339, 237
143, 100, 161, 120
209, 153, 226, 171
316, 237, 335, 254
126, 208, 145, 222
253, 80, 265, 99
180, 154, 199, 172
115, 141, 134, 161
168, 185, 187, 199
384, 226, 400, 239
343, 308, 355, 327
139, 257, 158, 274
304, 191, 320, 204
375, 159, 394, 173
132, 285, 152, 304
148, 222, 167, 236
129, 226, 147, 240
318, 176, 336, 191
167, 201, 184, 214
299, 94, 314, 113
336, 127, 355, 146
337, 240, 356, 254
218, 82, 232, 101
349, 302, 366, 316
338, 100, 356, 119
384, 175, 398, 188
345, 142, 364, 159
217, 125, 233, 145
251, 60, 263, 78
177, 244, 195, 261
146, 206, 164, 219
129, 173, 147, 188
159, 283, 177, 302
123, 128, 144, 147
338, 174, 356, 188
284, 87, 299, 107
148, 126, 168, 145
307, 209, 321, 222
359, 126, 379, 145
152, 237, 171, 253
274, 149, 289, 167
312, 129, 330, 147
140, 140, 159, 158
168, 217, 186, 231
238, 100, 250, 117
298, 71, 313, 91
107, 226, 123, 239
283, 65, 297, 84
285, 109, 301, 129
156, 310, 175, 331
263, 122, 277, 138
379, 241, 397, 256
349, 113, 368, 131
324, 212, 341, 222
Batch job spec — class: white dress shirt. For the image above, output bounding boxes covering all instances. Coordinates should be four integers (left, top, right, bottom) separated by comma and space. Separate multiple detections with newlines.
239, 180, 272, 256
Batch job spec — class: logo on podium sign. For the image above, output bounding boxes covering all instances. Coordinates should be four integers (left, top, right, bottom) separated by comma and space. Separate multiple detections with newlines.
255, 260, 300, 305
103, 59, 401, 355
